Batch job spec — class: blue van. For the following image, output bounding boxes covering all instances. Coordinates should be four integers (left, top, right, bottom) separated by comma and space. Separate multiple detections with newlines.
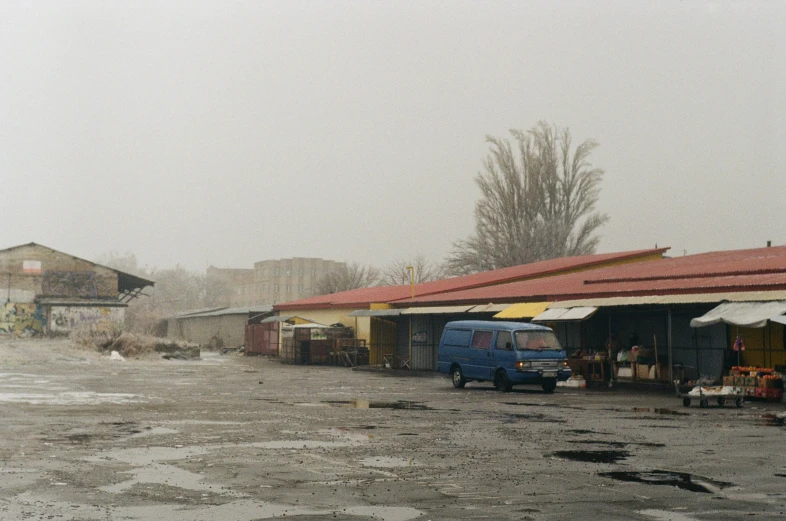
438, 320, 571, 393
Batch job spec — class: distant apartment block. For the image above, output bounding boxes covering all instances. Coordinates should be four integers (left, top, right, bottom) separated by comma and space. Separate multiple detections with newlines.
208, 258, 345, 306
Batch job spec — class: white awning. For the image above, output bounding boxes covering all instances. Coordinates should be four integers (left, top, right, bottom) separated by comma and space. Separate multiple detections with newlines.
771, 315, 786, 326
532, 306, 598, 322
468, 304, 510, 313
400, 305, 474, 315
690, 301, 786, 329
347, 309, 403, 317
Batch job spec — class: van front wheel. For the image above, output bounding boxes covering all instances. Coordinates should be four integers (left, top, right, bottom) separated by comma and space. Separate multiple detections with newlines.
542, 379, 557, 394
494, 370, 512, 392
451, 367, 466, 389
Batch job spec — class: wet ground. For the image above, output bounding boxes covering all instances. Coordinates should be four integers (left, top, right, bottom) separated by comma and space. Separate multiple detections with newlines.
1, 338, 785, 520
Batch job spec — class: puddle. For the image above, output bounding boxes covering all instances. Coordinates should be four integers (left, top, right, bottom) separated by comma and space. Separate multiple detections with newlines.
631, 408, 688, 416
638, 509, 701, 521
325, 400, 433, 410
504, 402, 582, 410
551, 450, 630, 464
0, 495, 424, 521
568, 440, 665, 448
566, 429, 600, 435
760, 414, 785, 426
360, 456, 415, 468
129, 426, 179, 438
776, 473, 786, 477
503, 413, 566, 424
0, 391, 143, 405
599, 470, 733, 493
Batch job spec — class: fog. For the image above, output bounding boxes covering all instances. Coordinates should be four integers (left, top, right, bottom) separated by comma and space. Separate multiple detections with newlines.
1, 1, 784, 271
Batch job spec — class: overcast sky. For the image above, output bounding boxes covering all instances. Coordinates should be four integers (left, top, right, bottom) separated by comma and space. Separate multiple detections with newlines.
2, 1, 784, 272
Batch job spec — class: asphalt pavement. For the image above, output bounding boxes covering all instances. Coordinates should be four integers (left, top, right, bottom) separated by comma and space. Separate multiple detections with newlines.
0, 338, 784, 521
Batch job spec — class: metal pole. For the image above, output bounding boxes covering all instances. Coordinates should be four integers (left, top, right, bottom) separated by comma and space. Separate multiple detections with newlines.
667, 306, 673, 387
408, 315, 412, 367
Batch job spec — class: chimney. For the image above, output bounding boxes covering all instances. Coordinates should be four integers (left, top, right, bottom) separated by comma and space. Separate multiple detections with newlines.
767, 240, 771, 247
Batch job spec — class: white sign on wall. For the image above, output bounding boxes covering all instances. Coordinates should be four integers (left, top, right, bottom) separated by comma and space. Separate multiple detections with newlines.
22, 261, 42, 274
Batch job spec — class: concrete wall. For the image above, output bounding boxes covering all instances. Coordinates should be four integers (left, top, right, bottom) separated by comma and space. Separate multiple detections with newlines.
48, 306, 124, 335
172, 314, 248, 348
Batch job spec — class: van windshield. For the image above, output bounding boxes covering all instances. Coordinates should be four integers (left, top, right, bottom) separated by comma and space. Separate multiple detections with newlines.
514, 331, 563, 351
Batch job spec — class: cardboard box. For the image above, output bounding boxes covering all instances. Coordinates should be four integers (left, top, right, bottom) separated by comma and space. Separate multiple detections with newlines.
617, 366, 632, 378
723, 376, 734, 386
637, 364, 651, 380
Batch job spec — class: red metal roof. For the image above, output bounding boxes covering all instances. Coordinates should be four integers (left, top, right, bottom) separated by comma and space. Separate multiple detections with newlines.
274, 247, 667, 311
401, 245, 786, 305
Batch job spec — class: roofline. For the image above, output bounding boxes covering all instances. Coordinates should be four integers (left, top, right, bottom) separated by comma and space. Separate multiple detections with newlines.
274, 248, 671, 311
0, 242, 155, 288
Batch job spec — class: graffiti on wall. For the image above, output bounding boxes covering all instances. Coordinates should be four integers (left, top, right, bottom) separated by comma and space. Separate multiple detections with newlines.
49, 306, 124, 334
0, 303, 46, 336
42, 272, 99, 298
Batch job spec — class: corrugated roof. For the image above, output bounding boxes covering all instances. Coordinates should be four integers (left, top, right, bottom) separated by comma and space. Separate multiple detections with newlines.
275, 248, 667, 311
403, 247, 786, 306
549, 291, 786, 308
178, 305, 273, 318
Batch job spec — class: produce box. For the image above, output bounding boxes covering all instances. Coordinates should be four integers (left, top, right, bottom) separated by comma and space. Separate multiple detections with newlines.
744, 387, 757, 397
616, 366, 632, 378
745, 376, 758, 387
637, 364, 651, 380
723, 376, 734, 386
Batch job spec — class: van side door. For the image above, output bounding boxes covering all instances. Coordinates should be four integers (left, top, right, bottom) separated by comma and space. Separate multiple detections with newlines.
493, 330, 516, 374
467, 330, 495, 380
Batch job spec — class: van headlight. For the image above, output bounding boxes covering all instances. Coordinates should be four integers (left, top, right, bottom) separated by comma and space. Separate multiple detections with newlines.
515, 361, 532, 370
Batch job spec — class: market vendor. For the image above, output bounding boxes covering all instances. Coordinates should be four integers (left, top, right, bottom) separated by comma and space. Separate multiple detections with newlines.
608, 333, 624, 381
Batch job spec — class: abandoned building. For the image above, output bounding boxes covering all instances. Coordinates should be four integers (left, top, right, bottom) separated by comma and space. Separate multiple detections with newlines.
0, 243, 154, 335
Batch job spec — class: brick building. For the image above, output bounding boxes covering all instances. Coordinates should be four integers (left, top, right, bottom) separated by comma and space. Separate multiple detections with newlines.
209, 258, 345, 306
0, 243, 153, 335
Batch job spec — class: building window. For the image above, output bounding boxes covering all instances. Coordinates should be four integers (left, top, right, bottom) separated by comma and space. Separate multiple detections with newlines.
298, 268, 304, 276
275, 268, 280, 276
286, 268, 291, 276
274, 284, 279, 292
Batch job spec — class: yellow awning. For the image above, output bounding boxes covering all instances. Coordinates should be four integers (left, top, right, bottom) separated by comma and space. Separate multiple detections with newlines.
493, 302, 551, 319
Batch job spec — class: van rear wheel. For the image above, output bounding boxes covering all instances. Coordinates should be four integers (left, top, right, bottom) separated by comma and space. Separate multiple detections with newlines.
494, 370, 512, 392
451, 366, 466, 388
542, 379, 557, 394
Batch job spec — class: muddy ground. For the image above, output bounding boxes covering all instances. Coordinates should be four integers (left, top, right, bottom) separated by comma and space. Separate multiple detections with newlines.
0, 338, 784, 521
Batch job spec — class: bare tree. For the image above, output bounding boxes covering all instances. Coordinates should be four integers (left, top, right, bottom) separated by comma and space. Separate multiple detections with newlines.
446, 122, 609, 275
95, 250, 142, 275
96, 252, 233, 334
315, 262, 380, 295
380, 254, 447, 286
